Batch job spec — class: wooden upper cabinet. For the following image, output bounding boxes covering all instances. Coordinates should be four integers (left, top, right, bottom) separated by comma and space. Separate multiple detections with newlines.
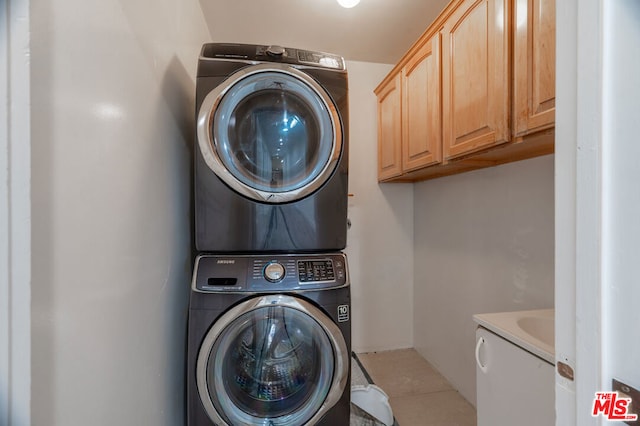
442, 0, 511, 160
513, 0, 556, 136
375, 0, 555, 182
376, 73, 403, 181
402, 34, 442, 172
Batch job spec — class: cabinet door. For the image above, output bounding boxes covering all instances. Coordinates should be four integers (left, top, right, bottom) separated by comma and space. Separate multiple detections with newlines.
377, 74, 403, 181
514, 0, 556, 136
476, 327, 555, 426
442, 0, 510, 160
402, 34, 442, 172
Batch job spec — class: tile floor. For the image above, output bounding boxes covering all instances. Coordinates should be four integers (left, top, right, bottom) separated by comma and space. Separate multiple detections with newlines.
357, 348, 477, 426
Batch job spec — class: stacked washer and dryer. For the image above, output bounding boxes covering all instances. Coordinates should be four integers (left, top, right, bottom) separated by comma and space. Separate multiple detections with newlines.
187, 43, 352, 426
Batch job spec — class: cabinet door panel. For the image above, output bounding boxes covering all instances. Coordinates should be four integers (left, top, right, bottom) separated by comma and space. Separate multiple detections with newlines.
377, 74, 403, 180
514, 0, 556, 136
442, 0, 510, 160
402, 34, 442, 172
476, 328, 555, 426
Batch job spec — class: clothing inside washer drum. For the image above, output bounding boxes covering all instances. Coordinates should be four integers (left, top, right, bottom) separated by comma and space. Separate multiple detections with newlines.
207, 305, 334, 419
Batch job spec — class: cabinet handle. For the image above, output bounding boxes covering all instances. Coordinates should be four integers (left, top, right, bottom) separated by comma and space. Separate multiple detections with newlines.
475, 336, 488, 373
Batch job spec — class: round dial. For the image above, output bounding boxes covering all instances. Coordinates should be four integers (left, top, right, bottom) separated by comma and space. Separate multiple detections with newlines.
266, 45, 285, 56
264, 262, 286, 283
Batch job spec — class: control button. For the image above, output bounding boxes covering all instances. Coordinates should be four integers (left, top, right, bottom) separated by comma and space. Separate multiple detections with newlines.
264, 262, 286, 282
266, 45, 285, 56
297, 259, 340, 282
319, 57, 340, 69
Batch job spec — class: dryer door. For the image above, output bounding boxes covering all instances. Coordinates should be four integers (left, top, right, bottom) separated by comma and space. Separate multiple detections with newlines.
197, 63, 343, 204
196, 294, 349, 426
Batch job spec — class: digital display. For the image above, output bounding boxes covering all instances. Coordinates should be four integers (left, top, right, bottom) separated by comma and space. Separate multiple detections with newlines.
297, 260, 335, 282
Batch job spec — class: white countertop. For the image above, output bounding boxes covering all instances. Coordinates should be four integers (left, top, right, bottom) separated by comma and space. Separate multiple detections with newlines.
473, 308, 555, 365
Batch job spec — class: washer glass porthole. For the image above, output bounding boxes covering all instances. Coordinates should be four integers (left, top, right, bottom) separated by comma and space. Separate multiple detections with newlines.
205, 305, 335, 425
213, 70, 336, 195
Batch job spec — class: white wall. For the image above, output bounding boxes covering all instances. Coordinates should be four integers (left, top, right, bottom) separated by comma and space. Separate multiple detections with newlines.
556, 2, 640, 424
554, 0, 579, 423
344, 61, 414, 353
1, 0, 32, 424
413, 155, 555, 405
29, 0, 209, 424
602, 0, 640, 411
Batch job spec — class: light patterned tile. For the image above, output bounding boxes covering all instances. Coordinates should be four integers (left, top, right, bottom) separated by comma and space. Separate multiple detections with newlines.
357, 349, 453, 398
389, 391, 477, 426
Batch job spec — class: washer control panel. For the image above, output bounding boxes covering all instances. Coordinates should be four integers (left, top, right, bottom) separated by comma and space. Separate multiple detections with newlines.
298, 259, 334, 282
193, 253, 349, 293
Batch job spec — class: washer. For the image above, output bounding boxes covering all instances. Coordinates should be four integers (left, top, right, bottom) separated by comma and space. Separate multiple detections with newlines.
187, 253, 351, 426
194, 43, 349, 252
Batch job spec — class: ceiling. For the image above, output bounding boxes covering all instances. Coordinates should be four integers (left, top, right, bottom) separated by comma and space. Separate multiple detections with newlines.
198, 0, 451, 64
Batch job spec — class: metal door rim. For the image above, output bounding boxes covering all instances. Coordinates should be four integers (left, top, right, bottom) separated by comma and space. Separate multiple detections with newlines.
195, 294, 349, 425
196, 63, 343, 204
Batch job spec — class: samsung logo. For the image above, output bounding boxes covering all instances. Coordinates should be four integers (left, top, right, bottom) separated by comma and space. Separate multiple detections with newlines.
216, 260, 235, 264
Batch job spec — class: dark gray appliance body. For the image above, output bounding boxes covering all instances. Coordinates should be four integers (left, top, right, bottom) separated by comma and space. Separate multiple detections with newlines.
187, 253, 351, 426
194, 43, 349, 253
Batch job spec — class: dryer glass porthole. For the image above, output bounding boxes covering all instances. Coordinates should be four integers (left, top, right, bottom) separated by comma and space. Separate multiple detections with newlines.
215, 71, 334, 194
205, 305, 335, 425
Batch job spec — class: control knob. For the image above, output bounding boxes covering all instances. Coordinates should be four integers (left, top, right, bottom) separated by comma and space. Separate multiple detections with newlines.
264, 262, 286, 283
266, 45, 286, 57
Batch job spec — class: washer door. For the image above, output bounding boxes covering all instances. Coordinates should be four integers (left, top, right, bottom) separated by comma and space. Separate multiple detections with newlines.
196, 295, 349, 426
197, 64, 343, 204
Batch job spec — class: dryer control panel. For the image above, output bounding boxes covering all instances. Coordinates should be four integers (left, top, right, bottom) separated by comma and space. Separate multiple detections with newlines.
200, 43, 346, 71
193, 253, 349, 293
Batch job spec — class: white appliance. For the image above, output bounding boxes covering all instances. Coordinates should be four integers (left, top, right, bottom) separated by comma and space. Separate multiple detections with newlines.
475, 326, 555, 426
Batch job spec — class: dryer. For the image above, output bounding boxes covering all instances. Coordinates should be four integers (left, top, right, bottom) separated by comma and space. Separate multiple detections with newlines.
194, 43, 349, 252
187, 253, 351, 426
